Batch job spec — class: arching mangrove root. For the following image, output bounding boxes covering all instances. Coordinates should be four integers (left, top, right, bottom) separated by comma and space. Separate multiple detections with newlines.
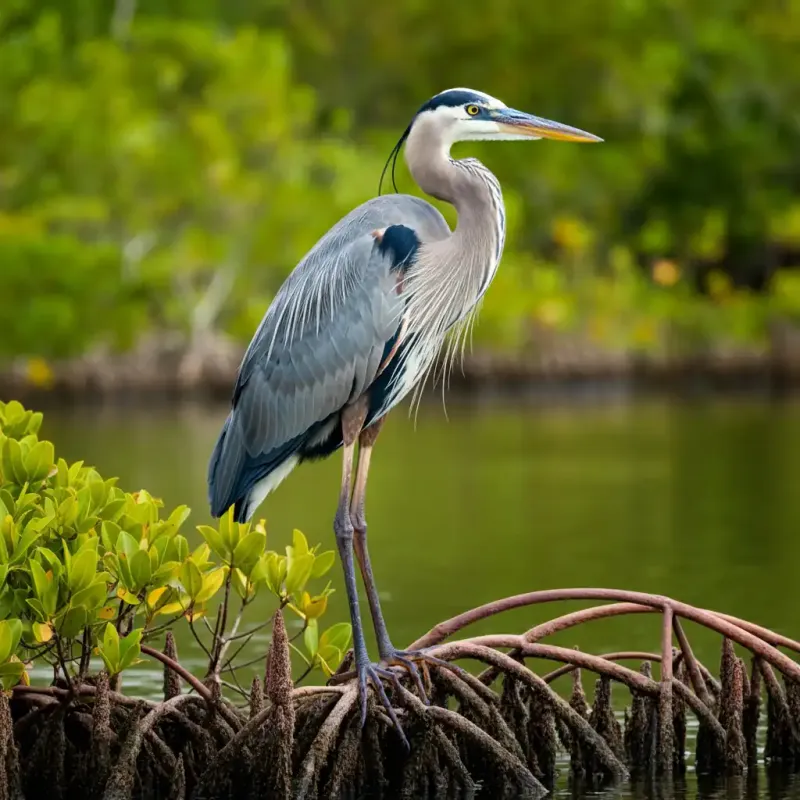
5, 586, 800, 798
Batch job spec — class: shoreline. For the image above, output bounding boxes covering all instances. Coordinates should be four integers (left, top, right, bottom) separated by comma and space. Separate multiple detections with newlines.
3, 331, 800, 408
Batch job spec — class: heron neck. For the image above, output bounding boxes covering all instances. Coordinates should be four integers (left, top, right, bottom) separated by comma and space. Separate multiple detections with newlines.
405, 126, 503, 256
403, 125, 506, 339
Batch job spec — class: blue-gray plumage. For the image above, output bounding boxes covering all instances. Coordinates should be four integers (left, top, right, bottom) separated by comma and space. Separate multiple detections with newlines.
207, 87, 601, 744
207, 199, 445, 524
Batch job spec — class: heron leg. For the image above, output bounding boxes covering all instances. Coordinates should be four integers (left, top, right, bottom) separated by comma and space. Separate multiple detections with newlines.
350, 418, 391, 652
350, 418, 432, 703
335, 401, 408, 746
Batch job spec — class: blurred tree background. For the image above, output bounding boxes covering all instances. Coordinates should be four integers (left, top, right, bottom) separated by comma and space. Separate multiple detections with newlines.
2, 0, 800, 368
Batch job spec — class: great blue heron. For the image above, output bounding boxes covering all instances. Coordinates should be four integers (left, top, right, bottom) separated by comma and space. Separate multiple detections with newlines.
208, 87, 601, 740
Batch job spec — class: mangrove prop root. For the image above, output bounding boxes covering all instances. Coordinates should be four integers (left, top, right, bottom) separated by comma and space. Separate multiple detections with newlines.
744, 656, 762, 767
251, 613, 295, 799
589, 676, 625, 778
672, 659, 687, 775
656, 608, 674, 777
102, 695, 195, 800
89, 672, 113, 798
723, 657, 747, 775
163, 633, 182, 702
249, 677, 264, 719
172, 754, 186, 800
0, 692, 22, 800
567, 663, 589, 778
5, 586, 800, 798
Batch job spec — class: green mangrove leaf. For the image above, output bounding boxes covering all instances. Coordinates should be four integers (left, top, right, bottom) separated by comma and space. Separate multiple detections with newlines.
284, 552, 314, 597
23, 439, 54, 483
0, 660, 25, 690
319, 622, 352, 656
0, 618, 22, 662
304, 617, 319, 659
68, 546, 97, 594
71, 579, 108, 612
310, 550, 335, 579
97, 622, 120, 674
196, 524, 228, 560
180, 559, 203, 601
118, 628, 143, 672
195, 567, 226, 604
130, 549, 152, 591
233, 530, 266, 574
57, 607, 86, 639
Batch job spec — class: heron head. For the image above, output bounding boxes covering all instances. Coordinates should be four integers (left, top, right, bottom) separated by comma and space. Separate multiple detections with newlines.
379, 88, 601, 193
413, 87, 603, 145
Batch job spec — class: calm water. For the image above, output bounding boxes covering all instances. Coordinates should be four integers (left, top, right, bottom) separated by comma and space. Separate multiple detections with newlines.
39, 397, 800, 797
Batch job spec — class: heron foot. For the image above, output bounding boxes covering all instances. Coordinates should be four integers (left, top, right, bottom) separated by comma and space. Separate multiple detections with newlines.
379, 645, 464, 706
355, 652, 411, 751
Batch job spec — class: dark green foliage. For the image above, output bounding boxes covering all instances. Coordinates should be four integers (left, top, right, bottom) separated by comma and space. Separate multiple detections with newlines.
3, 0, 800, 366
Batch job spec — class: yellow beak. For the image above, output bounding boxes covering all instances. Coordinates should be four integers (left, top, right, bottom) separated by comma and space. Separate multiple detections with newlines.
494, 109, 603, 143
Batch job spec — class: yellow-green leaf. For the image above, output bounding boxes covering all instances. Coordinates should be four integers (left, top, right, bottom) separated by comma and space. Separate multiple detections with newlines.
118, 590, 141, 605
130, 549, 152, 590
264, 553, 288, 596
0, 619, 22, 663
154, 600, 188, 618
232, 530, 266, 574
292, 529, 310, 557
146, 586, 168, 610
284, 552, 314, 597
68, 547, 97, 594
195, 567, 226, 604
23, 440, 55, 482
180, 559, 203, 600
31, 622, 53, 643
71, 579, 108, 611
231, 567, 249, 600
304, 618, 319, 658
310, 550, 336, 579
196, 524, 227, 559
303, 593, 328, 620
319, 622, 352, 655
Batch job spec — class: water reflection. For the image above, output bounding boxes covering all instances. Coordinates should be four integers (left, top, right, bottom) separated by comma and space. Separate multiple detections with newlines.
37, 397, 800, 797
41, 397, 800, 691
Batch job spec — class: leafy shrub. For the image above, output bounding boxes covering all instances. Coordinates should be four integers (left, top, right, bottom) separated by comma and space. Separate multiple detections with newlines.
0, 399, 350, 689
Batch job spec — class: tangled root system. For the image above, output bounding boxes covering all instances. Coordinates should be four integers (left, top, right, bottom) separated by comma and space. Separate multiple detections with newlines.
6, 587, 800, 799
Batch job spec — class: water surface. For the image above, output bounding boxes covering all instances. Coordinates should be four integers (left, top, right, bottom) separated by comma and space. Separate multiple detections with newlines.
40, 397, 800, 795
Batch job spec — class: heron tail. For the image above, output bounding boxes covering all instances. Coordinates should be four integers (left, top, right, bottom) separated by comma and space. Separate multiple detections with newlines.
207, 412, 305, 523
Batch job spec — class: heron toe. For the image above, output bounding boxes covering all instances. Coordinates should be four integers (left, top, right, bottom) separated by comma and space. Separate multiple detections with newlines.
377, 648, 432, 703
355, 655, 410, 750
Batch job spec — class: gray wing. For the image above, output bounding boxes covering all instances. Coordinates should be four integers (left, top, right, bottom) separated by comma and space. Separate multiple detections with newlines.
208, 194, 450, 515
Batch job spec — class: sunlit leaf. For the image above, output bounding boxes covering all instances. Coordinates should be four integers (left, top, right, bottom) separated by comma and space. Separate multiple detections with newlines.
304, 618, 319, 659
180, 559, 203, 600
195, 567, 226, 604
284, 553, 314, 597
232, 530, 266, 575
319, 622, 352, 656
196, 524, 228, 560
310, 550, 335, 579
0, 618, 22, 663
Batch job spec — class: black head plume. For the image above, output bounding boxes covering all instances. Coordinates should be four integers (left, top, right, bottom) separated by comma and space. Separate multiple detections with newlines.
378, 122, 412, 196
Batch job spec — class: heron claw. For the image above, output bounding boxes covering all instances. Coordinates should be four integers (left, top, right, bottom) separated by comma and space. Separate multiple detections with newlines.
379, 649, 430, 704
356, 656, 410, 751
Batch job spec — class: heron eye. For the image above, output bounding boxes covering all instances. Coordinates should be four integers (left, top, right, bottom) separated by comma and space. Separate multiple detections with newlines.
466, 104, 481, 117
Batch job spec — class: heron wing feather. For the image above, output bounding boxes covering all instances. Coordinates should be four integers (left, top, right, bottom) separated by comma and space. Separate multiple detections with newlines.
208, 195, 450, 515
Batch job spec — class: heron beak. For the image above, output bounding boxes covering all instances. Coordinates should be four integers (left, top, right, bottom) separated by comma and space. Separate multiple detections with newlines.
492, 109, 603, 143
